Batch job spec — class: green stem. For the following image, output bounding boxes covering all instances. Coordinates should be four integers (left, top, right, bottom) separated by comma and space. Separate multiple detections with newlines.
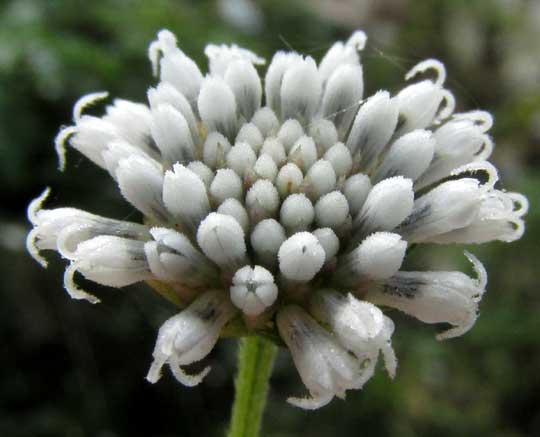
227, 336, 278, 437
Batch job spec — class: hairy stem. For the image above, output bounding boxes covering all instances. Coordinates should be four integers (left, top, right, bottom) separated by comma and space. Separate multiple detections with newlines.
227, 336, 278, 437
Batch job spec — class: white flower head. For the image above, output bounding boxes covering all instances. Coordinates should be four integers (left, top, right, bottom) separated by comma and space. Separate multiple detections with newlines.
27, 28, 527, 409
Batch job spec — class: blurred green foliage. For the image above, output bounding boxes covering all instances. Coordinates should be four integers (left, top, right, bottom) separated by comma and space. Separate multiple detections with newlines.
0, 0, 538, 436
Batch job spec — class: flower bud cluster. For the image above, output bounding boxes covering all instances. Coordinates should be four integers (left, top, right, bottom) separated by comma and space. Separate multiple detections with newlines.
28, 29, 527, 409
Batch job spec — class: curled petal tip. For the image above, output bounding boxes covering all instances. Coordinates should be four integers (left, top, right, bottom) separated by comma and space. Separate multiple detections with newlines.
27, 187, 51, 224
464, 251, 488, 291
405, 58, 446, 86
73, 91, 109, 122
63, 263, 101, 304
287, 393, 333, 410
54, 126, 77, 171
26, 228, 47, 268
169, 360, 211, 387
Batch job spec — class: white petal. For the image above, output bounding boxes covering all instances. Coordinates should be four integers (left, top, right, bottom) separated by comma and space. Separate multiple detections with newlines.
145, 227, 218, 286
373, 129, 435, 183
346, 91, 398, 171
198, 76, 238, 140
154, 30, 203, 108
146, 290, 236, 385
205, 43, 265, 77
265, 52, 302, 116
64, 236, 151, 303
197, 213, 247, 270
318, 30, 365, 83
353, 176, 414, 238
321, 64, 364, 137
151, 104, 195, 165
394, 80, 455, 135
366, 252, 487, 340
163, 164, 210, 231
397, 178, 483, 243
103, 140, 160, 180
147, 82, 199, 143
336, 232, 407, 284
416, 113, 494, 189
277, 305, 361, 409
280, 56, 322, 122
225, 60, 262, 121
116, 156, 169, 223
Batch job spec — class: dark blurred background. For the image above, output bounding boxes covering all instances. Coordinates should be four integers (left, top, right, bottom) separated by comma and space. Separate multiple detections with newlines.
1, 0, 539, 436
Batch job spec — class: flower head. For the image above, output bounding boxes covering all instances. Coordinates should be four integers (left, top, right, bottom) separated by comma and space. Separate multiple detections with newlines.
28, 29, 527, 409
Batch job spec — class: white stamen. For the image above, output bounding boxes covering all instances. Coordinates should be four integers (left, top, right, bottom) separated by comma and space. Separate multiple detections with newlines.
315, 191, 350, 230
278, 232, 325, 281
245, 179, 280, 225
253, 154, 278, 182
303, 159, 337, 201
251, 107, 280, 137
217, 198, 250, 234
343, 173, 371, 216
250, 218, 286, 267
235, 123, 264, 152
230, 265, 278, 316
226, 142, 257, 178
276, 163, 304, 198
203, 132, 232, 169
260, 137, 286, 167
312, 228, 340, 261
280, 193, 315, 233
210, 168, 243, 204
323, 142, 353, 177
278, 119, 304, 153
288, 135, 318, 172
